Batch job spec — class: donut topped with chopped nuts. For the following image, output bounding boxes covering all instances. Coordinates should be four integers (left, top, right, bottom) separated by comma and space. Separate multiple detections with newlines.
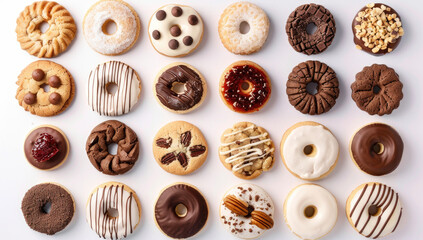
352, 3, 404, 55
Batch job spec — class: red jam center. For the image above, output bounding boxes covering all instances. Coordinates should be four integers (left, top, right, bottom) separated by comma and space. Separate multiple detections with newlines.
31, 133, 59, 162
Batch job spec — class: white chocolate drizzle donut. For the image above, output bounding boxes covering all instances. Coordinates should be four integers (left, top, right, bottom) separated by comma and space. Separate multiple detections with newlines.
87, 61, 141, 116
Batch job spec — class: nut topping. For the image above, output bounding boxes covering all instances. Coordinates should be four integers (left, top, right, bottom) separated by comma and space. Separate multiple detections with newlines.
180, 131, 192, 147
189, 145, 206, 157
250, 210, 274, 229
223, 195, 249, 216
156, 137, 172, 148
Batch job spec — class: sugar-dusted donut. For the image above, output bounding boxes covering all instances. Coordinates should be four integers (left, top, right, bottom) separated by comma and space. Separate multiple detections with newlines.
284, 184, 338, 240
83, 0, 141, 55
218, 2, 269, 55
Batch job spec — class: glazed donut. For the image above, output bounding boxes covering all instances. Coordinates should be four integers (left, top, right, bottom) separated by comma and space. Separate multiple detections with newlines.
220, 60, 271, 113
286, 60, 339, 115
346, 182, 402, 238
16, 1, 76, 58
284, 184, 338, 240
86, 182, 141, 239
83, 0, 140, 55
21, 183, 75, 235
220, 183, 274, 239
88, 61, 141, 116
286, 3, 336, 55
154, 183, 208, 239
350, 123, 403, 176
218, 2, 269, 55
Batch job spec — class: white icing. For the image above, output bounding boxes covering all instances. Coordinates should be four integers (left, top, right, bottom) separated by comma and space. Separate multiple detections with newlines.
283, 124, 338, 179
284, 184, 338, 240
87, 61, 141, 116
220, 183, 274, 239
149, 5, 203, 57
83, 0, 138, 55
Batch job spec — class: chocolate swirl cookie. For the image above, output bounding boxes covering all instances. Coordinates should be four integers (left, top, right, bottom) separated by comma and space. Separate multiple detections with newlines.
86, 120, 139, 175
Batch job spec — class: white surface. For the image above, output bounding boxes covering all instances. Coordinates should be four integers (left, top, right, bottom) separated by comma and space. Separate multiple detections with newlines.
1, 0, 421, 239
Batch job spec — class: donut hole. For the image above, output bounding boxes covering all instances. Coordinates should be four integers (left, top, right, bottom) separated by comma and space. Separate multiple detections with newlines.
372, 143, 384, 155
306, 22, 318, 35
41, 201, 52, 214
239, 80, 253, 94
304, 205, 317, 219
175, 203, 188, 218
306, 82, 319, 95
303, 144, 316, 157
171, 82, 186, 95
38, 21, 50, 33
373, 85, 382, 94
108, 143, 118, 155
106, 83, 118, 95
102, 19, 117, 35
41, 83, 50, 93
106, 208, 119, 218
239, 21, 250, 34
368, 204, 381, 217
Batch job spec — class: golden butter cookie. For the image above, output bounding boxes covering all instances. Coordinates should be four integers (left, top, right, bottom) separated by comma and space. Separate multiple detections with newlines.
16, 60, 75, 117
153, 121, 208, 175
16, 1, 76, 58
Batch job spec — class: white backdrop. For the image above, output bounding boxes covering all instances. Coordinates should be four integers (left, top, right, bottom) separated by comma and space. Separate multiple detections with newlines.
1, 0, 422, 239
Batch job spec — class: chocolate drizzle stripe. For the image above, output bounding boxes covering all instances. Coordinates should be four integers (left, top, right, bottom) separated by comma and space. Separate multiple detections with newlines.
354, 184, 375, 228
350, 184, 368, 217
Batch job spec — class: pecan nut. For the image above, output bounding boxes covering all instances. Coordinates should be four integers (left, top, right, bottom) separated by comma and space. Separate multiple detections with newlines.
156, 137, 172, 148
250, 211, 273, 229
223, 195, 249, 216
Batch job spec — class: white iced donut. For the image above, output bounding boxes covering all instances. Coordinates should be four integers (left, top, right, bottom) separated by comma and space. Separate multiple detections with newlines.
87, 61, 141, 116
83, 0, 140, 55
281, 121, 339, 180
346, 182, 402, 239
148, 4, 204, 57
284, 184, 338, 240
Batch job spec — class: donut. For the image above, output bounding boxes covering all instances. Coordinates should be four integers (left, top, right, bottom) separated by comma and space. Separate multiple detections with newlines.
21, 183, 75, 235
154, 62, 207, 114
16, 1, 76, 58
286, 4, 336, 55
349, 123, 403, 176
351, 64, 403, 116
154, 183, 208, 238
148, 4, 203, 57
86, 120, 139, 175
83, 0, 140, 56
153, 121, 208, 175
218, 2, 269, 55
219, 122, 275, 179
286, 60, 339, 115
87, 61, 141, 116
281, 121, 339, 180
346, 182, 402, 238
220, 183, 274, 239
284, 184, 338, 240
16, 60, 75, 117
24, 125, 69, 171
86, 182, 141, 239
220, 60, 271, 113
353, 3, 404, 55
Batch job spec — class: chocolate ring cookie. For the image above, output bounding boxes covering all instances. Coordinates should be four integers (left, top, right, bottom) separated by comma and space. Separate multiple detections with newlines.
86, 120, 139, 175
286, 4, 336, 55
351, 64, 403, 116
286, 60, 339, 115
21, 183, 75, 235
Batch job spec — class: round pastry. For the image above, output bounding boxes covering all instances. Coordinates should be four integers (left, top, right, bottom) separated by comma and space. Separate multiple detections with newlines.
286, 3, 336, 55
219, 122, 275, 179
86, 120, 139, 175
24, 125, 69, 171
83, 0, 140, 55
148, 4, 203, 57
21, 183, 75, 235
86, 182, 141, 239
218, 2, 269, 55
351, 64, 403, 116
353, 3, 404, 55
220, 60, 271, 113
284, 184, 338, 240
346, 182, 402, 238
281, 121, 339, 180
286, 60, 339, 115
153, 121, 208, 175
154, 62, 207, 114
349, 123, 403, 176
87, 61, 141, 116
220, 183, 274, 239
16, 60, 75, 117
16, 1, 76, 58
154, 183, 208, 239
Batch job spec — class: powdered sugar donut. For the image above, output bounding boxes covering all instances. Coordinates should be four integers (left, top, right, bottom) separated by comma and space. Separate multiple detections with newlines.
83, 0, 140, 55
218, 2, 269, 55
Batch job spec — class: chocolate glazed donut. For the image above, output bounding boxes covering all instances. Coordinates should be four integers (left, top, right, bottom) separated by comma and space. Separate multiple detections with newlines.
350, 123, 403, 176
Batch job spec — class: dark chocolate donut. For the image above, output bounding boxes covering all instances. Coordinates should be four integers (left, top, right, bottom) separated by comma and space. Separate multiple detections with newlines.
350, 123, 403, 176
286, 60, 339, 115
351, 64, 403, 116
86, 120, 139, 175
286, 3, 336, 55
21, 183, 74, 235
155, 183, 208, 238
